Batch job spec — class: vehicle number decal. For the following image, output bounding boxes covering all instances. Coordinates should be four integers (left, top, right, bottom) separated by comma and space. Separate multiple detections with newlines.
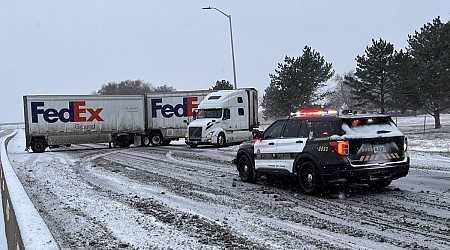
373, 145, 387, 153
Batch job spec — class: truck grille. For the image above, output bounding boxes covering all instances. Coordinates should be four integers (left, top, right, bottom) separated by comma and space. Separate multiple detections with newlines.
189, 127, 202, 139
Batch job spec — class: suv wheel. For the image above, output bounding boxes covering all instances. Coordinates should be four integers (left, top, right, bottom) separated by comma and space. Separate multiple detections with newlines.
237, 155, 254, 182
298, 161, 322, 194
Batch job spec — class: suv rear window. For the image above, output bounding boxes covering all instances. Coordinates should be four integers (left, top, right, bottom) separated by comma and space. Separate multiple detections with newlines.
342, 117, 403, 138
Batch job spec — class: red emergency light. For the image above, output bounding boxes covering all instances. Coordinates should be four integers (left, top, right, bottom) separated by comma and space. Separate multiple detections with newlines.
290, 109, 337, 117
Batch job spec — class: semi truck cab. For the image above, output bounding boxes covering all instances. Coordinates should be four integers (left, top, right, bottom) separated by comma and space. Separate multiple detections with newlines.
186, 88, 259, 148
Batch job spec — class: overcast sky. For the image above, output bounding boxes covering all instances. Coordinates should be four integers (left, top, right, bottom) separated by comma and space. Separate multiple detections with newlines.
1, 0, 449, 123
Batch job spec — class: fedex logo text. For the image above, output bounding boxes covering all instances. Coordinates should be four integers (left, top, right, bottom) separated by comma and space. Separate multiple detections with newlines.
151, 97, 198, 118
31, 101, 104, 123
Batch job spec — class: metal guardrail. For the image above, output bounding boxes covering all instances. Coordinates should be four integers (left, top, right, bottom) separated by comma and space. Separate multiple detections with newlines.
0, 130, 59, 249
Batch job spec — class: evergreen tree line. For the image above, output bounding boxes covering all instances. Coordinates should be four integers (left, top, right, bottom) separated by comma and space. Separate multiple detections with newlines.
262, 16, 450, 129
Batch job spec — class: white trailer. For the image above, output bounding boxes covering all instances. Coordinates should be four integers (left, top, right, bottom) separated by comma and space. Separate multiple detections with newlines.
143, 90, 211, 146
23, 95, 146, 153
186, 88, 259, 147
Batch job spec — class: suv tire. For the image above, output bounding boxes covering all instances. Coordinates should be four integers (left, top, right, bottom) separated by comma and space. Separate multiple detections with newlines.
298, 161, 322, 194
237, 154, 254, 182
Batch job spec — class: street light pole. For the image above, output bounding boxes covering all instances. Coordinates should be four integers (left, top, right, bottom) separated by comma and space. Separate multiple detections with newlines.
202, 6, 237, 89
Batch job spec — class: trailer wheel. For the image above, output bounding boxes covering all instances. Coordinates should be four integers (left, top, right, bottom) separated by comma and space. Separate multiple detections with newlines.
30, 139, 47, 153
150, 134, 162, 146
142, 136, 151, 147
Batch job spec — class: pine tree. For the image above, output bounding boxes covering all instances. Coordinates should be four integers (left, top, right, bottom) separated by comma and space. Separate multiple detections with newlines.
344, 38, 396, 114
407, 16, 450, 128
390, 50, 421, 113
210, 80, 234, 90
262, 46, 334, 119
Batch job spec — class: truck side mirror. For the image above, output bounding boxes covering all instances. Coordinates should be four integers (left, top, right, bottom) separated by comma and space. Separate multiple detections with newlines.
193, 110, 198, 120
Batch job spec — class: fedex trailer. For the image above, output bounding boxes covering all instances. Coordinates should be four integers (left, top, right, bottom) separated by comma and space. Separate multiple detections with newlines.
186, 88, 259, 147
24, 91, 211, 153
143, 91, 211, 146
23, 95, 146, 153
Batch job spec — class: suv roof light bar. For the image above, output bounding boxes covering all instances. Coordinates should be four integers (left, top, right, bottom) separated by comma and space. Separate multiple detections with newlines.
290, 109, 338, 117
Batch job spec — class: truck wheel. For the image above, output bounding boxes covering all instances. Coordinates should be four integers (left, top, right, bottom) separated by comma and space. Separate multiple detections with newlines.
188, 143, 198, 148
217, 133, 226, 147
298, 161, 322, 194
30, 139, 47, 153
150, 134, 162, 146
142, 136, 151, 147
237, 154, 254, 182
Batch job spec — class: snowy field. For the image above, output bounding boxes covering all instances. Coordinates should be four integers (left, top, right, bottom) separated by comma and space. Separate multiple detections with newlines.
1, 114, 450, 249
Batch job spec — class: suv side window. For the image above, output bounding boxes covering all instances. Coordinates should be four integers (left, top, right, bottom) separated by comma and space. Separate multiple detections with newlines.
282, 120, 305, 138
263, 120, 285, 140
309, 121, 336, 137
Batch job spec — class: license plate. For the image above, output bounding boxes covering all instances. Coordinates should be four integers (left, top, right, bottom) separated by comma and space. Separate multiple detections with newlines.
373, 145, 387, 153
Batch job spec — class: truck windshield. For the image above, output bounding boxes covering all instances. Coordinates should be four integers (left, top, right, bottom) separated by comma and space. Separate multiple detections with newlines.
197, 109, 222, 119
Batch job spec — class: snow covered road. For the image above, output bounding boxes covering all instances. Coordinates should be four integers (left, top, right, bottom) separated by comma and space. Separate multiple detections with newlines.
6, 129, 450, 249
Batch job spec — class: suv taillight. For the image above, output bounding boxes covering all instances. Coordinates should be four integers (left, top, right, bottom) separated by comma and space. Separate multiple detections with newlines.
330, 141, 349, 156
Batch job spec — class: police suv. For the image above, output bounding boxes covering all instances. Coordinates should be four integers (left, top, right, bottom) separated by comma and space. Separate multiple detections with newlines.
234, 110, 410, 194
